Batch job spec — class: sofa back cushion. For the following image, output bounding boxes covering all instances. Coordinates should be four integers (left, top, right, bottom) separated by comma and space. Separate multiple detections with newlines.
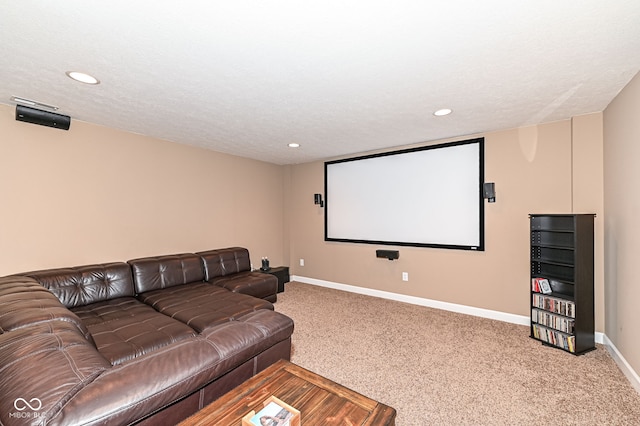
24, 263, 135, 309
197, 247, 252, 280
128, 253, 205, 294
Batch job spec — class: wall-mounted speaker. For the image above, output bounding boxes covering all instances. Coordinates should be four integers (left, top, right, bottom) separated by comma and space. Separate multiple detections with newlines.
376, 249, 400, 260
483, 182, 496, 203
16, 105, 70, 130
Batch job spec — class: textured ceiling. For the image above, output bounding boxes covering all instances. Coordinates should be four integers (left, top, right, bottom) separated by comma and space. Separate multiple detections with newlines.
1, 1, 640, 165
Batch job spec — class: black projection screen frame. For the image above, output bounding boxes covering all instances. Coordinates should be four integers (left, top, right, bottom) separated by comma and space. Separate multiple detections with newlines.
324, 137, 485, 251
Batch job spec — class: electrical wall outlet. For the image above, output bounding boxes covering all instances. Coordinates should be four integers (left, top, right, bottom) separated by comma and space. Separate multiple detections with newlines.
300, 258, 305, 266
402, 272, 409, 281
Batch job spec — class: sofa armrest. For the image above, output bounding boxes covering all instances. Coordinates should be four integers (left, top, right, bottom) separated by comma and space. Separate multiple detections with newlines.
0, 276, 93, 343
0, 322, 110, 426
47, 338, 216, 426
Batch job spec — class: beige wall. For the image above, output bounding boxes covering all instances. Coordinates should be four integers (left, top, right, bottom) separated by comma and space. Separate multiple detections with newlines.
572, 113, 605, 334
0, 104, 285, 275
603, 71, 640, 374
0, 95, 611, 340
287, 117, 606, 331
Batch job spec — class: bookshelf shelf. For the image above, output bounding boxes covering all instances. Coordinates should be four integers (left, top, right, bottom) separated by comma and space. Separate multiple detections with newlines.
529, 214, 595, 355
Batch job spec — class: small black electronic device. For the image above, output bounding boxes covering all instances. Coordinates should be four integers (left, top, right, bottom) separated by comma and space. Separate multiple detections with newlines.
260, 257, 271, 271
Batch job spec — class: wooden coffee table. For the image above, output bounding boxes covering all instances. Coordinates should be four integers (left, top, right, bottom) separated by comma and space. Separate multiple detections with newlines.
179, 359, 396, 425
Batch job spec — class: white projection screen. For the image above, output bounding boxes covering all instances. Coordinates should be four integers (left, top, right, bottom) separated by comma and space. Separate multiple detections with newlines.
325, 138, 485, 250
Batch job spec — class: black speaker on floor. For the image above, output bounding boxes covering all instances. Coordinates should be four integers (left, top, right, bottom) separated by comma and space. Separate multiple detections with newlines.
16, 105, 71, 130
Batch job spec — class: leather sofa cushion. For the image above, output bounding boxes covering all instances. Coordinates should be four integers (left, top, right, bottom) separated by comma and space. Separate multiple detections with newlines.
197, 247, 252, 279
0, 321, 110, 424
137, 282, 273, 332
200, 310, 295, 360
72, 297, 196, 365
129, 253, 205, 293
24, 263, 135, 308
210, 271, 277, 300
0, 276, 93, 342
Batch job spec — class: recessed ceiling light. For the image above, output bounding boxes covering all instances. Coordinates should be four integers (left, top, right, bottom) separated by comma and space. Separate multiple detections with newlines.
433, 108, 452, 117
288, 143, 300, 148
66, 71, 100, 85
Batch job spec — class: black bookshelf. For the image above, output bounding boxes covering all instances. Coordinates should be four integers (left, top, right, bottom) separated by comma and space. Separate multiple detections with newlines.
529, 214, 595, 355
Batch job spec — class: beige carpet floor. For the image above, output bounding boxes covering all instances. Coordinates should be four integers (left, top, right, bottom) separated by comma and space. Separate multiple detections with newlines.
274, 281, 640, 426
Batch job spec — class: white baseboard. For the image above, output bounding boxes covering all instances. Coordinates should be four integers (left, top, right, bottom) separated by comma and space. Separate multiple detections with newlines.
291, 275, 628, 378
602, 335, 640, 395
292, 275, 530, 325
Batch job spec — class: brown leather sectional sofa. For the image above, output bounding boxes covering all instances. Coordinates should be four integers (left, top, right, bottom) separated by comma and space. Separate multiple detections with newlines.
0, 247, 294, 425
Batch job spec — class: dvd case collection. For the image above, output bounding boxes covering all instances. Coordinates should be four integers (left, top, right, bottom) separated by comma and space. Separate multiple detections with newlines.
531, 308, 575, 334
532, 324, 576, 353
532, 293, 575, 318
531, 278, 577, 352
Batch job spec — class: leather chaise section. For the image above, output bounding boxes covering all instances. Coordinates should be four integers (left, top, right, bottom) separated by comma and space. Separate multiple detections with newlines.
47, 310, 294, 426
137, 282, 273, 332
72, 297, 196, 365
199, 310, 295, 362
209, 271, 277, 301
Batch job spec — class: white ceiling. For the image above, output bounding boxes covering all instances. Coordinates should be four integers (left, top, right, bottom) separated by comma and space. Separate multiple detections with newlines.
1, 1, 640, 165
